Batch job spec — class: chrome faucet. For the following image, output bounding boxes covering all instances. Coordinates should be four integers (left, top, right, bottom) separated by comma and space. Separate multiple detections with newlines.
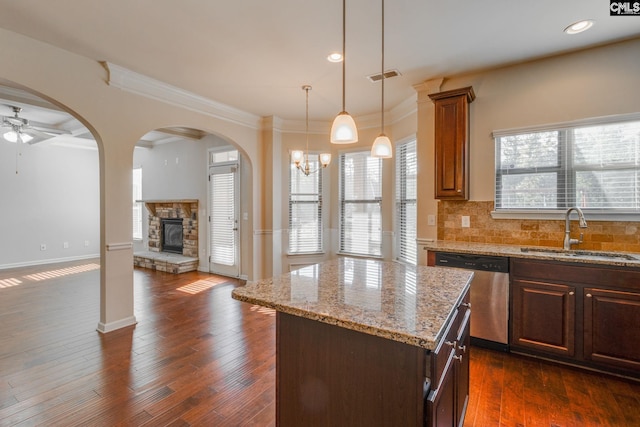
563, 207, 588, 250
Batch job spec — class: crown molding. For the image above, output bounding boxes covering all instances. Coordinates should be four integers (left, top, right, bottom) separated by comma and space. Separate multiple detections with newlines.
103, 62, 417, 134
389, 94, 417, 125
104, 62, 262, 130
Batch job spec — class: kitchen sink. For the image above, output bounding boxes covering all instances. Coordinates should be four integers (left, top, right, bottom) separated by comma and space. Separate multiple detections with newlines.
520, 247, 639, 261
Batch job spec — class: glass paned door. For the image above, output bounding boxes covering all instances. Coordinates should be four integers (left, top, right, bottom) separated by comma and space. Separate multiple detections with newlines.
209, 164, 239, 277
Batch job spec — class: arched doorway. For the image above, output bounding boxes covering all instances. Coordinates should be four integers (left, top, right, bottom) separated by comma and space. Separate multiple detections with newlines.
133, 126, 252, 280
0, 84, 100, 271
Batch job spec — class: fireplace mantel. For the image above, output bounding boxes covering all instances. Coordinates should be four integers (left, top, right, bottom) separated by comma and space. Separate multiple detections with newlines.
139, 199, 198, 217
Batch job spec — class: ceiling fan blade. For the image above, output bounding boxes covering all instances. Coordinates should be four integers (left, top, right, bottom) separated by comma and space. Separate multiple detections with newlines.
22, 127, 55, 144
0, 117, 14, 130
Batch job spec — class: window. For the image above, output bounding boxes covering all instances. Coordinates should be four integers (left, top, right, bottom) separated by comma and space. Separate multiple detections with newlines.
495, 116, 640, 214
289, 153, 323, 253
396, 139, 417, 264
132, 167, 142, 240
210, 149, 238, 164
339, 151, 382, 257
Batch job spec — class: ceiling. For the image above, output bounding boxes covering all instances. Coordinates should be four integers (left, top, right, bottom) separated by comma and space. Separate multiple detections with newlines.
0, 0, 638, 128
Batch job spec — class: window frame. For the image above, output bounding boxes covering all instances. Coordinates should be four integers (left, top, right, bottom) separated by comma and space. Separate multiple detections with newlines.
288, 152, 324, 255
338, 150, 383, 258
493, 113, 640, 221
132, 167, 143, 240
395, 138, 417, 265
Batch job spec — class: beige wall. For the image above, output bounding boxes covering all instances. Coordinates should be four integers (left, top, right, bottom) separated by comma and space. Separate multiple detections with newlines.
1, 23, 638, 331
414, 38, 640, 252
0, 28, 264, 332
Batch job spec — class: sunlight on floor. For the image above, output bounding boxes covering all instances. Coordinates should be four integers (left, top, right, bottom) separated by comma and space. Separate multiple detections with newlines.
0, 278, 22, 289
177, 277, 228, 294
250, 305, 276, 316
23, 263, 101, 282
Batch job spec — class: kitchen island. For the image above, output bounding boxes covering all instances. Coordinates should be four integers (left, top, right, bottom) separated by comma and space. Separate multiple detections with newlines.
232, 257, 473, 426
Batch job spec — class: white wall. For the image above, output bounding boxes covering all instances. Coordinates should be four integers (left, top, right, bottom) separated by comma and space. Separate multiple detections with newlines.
0, 141, 100, 268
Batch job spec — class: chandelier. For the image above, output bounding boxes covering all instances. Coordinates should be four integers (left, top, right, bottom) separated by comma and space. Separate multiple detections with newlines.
292, 85, 331, 176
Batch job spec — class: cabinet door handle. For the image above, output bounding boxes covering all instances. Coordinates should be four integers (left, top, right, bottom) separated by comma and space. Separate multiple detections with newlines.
457, 189, 462, 193
461, 302, 471, 308
586, 293, 593, 298
445, 340, 456, 348
458, 344, 467, 353
453, 354, 463, 363
569, 291, 575, 296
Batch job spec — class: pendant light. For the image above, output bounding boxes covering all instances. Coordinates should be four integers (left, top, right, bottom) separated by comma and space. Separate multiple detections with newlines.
292, 85, 331, 176
371, 0, 392, 158
330, 0, 358, 144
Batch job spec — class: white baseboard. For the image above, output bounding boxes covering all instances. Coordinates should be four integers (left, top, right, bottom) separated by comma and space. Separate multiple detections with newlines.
0, 253, 100, 271
96, 316, 138, 334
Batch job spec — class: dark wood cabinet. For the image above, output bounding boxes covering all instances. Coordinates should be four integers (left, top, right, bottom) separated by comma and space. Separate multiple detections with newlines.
427, 289, 471, 427
510, 259, 640, 379
511, 279, 575, 357
429, 86, 475, 200
583, 287, 640, 371
276, 286, 471, 427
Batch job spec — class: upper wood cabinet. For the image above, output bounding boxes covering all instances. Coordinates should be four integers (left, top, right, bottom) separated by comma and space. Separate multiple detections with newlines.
429, 87, 475, 200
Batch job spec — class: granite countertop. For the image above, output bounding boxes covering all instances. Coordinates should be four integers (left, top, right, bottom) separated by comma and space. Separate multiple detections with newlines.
420, 241, 640, 268
231, 257, 473, 350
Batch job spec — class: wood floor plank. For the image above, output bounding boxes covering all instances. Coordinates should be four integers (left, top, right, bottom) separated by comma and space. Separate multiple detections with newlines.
2, 260, 639, 426
498, 349, 524, 427
472, 348, 504, 426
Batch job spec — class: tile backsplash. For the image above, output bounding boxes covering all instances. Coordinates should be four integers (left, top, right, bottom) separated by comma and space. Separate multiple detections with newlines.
437, 201, 640, 253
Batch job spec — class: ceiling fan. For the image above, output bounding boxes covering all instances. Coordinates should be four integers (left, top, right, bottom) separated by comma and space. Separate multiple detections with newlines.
1, 106, 56, 144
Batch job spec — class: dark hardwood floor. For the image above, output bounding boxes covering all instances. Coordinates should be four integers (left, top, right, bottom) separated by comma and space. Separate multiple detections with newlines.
1, 260, 638, 426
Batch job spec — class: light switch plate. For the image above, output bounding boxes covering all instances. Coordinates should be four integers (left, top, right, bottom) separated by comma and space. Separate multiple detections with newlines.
427, 214, 436, 226
461, 216, 470, 228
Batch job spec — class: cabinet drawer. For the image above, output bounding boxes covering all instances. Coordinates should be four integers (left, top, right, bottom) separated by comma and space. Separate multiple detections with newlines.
430, 290, 471, 389
511, 259, 640, 291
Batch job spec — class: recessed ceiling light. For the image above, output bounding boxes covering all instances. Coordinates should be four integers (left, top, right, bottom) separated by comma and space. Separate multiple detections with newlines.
327, 52, 343, 63
564, 19, 594, 35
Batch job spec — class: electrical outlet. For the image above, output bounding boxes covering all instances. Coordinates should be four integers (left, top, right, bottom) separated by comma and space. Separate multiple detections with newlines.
63, 242, 69, 249
461, 216, 471, 228
40, 244, 47, 251
85, 240, 90, 247
427, 214, 436, 226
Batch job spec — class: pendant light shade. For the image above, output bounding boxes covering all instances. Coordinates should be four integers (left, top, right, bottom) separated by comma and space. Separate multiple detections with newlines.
331, 112, 358, 144
371, 0, 392, 158
371, 134, 392, 158
331, 0, 358, 144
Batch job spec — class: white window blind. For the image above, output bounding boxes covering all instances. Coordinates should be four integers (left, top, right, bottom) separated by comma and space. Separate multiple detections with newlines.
132, 168, 142, 240
495, 116, 640, 213
396, 140, 417, 265
289, 154, 323, 253
210, 166, 236, 266
339, 151, 382, 257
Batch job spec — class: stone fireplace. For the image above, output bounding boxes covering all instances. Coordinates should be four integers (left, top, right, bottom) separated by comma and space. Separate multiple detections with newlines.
134, 199, 199, 273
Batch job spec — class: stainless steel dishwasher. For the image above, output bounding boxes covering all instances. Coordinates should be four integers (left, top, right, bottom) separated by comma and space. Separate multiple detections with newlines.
434, 252, 509, 351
